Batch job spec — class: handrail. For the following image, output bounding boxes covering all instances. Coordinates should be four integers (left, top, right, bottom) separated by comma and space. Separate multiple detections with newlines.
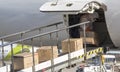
0, 21, 63, 40
0, 21, 90, 47
0, 21, 90, 72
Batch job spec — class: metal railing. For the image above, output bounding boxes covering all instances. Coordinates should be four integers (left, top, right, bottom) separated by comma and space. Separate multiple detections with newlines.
0, 22, 63, 40
0, 21, 63, 66
0, 21, 90, 72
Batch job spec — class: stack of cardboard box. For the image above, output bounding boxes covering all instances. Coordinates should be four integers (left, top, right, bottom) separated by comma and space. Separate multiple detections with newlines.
37, 46, 58, 63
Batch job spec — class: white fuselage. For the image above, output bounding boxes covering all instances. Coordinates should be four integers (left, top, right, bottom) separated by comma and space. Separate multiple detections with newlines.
102, 0, 120, 47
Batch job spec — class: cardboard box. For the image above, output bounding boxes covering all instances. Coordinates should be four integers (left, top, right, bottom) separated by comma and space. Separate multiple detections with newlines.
62, 38, 83, 53
81, 37, 98, 45
80, 31, 96, 37
80, 31, 98, 45
13, 52, 38, 71
37, 46, 58, 63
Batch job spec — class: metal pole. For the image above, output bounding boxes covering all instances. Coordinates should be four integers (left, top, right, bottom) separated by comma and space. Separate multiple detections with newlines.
21, 33, 24, 53
112, 63, 114, 72
50, 33, 55, 72
56, 25, 59, 48
98, 52, 103, 72
10, 44, 14, 72
6, 64, 8, 72
63, 14, 71, 67
1, 39, 5, 66
67, 29, 72, 67
31, 38, 35, 72
39, 28, 42, 47
83, 23, 87, 64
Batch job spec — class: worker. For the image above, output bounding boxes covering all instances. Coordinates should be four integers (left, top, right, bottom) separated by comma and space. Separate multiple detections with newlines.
80, 12, 99, 31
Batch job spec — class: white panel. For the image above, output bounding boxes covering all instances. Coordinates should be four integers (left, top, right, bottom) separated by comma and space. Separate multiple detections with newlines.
0, 65, 10, 72
18, 49, 84, 72
40, 1, 88, 12
103, 0, 120, 47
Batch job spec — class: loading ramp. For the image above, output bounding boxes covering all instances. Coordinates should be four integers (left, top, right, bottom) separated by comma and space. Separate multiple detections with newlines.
0, 21, 103, 72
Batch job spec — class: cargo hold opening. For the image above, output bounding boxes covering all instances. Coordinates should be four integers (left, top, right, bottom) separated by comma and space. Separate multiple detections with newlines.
93, 9, 113, 47
40, 1, 114, 47
68, 8, 114, 47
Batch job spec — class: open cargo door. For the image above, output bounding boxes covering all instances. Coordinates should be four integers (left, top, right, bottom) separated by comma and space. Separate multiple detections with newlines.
40, 1, 107, 14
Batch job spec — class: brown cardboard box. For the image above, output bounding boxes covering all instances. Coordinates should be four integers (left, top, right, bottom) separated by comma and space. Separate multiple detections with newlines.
37, 46, 58, 63
81, 37, 98, 45
80, 31, 96, 38
80, 31, 98, 45
62, 38, 83, 53
13, 52, 38, 71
